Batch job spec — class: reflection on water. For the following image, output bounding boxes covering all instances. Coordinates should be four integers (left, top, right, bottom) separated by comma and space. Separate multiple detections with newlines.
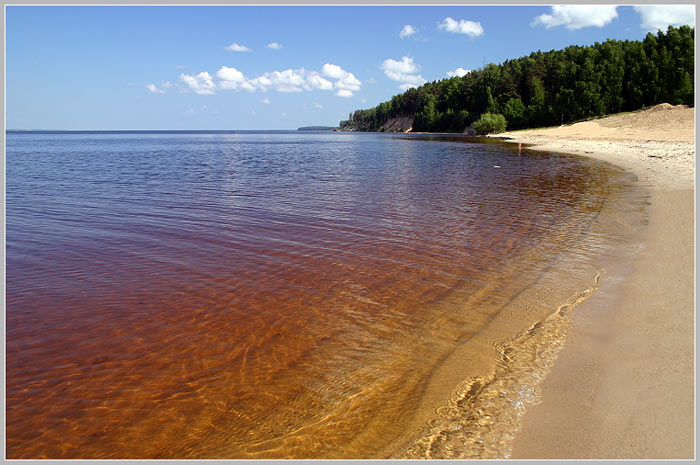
6, 132, 644, 458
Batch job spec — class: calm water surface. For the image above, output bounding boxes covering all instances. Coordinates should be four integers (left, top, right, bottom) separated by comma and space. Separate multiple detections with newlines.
6, 132, 643, 458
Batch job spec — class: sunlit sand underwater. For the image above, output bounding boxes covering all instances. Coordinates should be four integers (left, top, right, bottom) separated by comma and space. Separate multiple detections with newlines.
6, 132, 646, 458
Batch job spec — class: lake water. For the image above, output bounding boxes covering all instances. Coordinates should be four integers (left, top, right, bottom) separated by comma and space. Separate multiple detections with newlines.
5, 131, 646, 458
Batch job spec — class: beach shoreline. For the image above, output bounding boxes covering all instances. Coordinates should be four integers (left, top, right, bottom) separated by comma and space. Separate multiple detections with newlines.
491, 104, 695, 458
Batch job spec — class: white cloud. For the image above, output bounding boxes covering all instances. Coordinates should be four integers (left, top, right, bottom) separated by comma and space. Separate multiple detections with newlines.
381, 56, 419, 76
185, 108, 195, 115
312, 102, 323, 109
256, 69, 307, 92
399, 74, 427, 86
306, 72, 334, 90
399, 24, 417, 38
266, 42, 282, 49
216, 66, 245, 83
225, 42, 252, 52
262, 97, 271, 104
180, 72, 216, 95
249, 75, 272, 89
176, 63, 362, 97
533, 6, 619, 30
335, 73, 362, 92
447, 67, 471, 78
439, 17, 484, 37
239, 82, 256, 92
319, 64, 363, 95
215, 66, 247, 90
321, 63, 348, 80
634, 5, 695, 32
161, 81, 174, 88
145, 83, 164, 94
381, 56, 427, 89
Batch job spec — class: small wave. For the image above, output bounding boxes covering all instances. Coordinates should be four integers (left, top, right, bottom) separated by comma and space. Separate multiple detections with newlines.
395, 273, 601, 459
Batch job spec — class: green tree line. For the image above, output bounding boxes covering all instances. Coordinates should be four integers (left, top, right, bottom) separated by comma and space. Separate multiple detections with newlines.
339, 26, 694, 133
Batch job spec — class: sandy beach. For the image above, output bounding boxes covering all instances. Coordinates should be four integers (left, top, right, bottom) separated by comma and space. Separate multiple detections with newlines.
494, 104, 695, 459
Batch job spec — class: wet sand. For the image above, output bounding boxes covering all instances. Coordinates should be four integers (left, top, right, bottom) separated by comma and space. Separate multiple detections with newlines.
495, 104, 695, 458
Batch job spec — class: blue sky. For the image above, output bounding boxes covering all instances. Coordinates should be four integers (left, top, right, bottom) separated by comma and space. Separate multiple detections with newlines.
6, 5, 695, 130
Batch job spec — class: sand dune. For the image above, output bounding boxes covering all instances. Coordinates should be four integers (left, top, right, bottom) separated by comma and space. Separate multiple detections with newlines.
497, 104, 695, 189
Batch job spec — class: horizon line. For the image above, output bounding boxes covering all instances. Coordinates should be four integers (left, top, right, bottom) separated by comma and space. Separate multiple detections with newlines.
5, 128, 337, 132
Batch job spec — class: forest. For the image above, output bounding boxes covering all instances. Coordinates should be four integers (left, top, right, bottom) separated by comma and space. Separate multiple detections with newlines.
339, 26, 694, 133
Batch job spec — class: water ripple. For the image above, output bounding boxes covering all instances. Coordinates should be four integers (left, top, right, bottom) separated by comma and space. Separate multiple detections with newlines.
6, 132, 645, 458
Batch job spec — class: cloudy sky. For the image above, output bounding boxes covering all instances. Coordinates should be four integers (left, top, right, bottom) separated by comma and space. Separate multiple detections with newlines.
6, 5, 695, 130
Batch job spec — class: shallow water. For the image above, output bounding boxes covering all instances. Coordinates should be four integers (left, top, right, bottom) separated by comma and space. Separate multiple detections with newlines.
5, 131, 646, 458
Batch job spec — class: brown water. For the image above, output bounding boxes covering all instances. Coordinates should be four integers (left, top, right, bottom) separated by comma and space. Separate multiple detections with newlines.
5, 131, 647, 458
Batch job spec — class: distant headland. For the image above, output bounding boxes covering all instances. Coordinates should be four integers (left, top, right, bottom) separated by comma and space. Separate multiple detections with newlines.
297, 126, 338, 131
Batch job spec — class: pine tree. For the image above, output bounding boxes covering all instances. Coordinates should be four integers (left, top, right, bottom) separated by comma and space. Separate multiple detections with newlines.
339, 27, 694, 133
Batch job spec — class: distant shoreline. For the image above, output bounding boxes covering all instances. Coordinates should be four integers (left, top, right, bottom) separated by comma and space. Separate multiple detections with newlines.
297, 126, 337, 131
6, 129, 301, 134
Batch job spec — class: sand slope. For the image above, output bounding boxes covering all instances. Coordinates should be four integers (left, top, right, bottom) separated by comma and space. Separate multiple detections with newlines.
497, 104, 695, 189
511, 103, 694, 143
495, 104, 695, 459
